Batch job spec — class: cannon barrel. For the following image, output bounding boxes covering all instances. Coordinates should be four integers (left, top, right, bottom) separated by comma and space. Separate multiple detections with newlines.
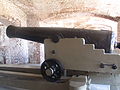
6, 25, 113, 53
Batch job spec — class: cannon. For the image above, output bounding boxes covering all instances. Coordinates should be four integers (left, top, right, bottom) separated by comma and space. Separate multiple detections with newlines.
6, 25, 114, 53
6, 25, 120, 83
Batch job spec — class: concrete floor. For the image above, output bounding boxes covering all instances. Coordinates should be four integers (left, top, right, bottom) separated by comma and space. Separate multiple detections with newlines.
1, 70, 120, 90
0, 86, 28, 90
0, 71, 69, 90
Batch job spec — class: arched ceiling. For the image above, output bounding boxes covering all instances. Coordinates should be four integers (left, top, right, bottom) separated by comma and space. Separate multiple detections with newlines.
0, 0, 119, 31
10, 0, 120, 21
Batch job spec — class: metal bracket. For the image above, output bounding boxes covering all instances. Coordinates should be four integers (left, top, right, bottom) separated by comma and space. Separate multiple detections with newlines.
100, 63, 117, 70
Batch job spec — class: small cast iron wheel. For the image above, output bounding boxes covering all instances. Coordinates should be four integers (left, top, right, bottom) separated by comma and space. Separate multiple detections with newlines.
41, 59, 64, 82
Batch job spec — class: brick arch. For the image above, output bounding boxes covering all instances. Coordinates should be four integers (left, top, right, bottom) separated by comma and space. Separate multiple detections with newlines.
0, 15, 21, 26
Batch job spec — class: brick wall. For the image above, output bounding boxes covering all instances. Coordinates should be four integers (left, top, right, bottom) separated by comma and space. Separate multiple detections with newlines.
117, 21, 120, 42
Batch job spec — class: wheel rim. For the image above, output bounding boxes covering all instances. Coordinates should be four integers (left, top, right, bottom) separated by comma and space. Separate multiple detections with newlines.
41, 59, 64, 82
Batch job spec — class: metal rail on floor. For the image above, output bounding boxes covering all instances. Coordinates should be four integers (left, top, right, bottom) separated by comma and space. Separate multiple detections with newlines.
0, 64, 41, 74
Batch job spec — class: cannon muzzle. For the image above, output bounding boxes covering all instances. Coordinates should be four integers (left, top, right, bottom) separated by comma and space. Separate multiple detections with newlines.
6, 25, 113, 53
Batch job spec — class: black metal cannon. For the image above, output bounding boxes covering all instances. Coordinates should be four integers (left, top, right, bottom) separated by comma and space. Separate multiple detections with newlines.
6, 25, 113, 53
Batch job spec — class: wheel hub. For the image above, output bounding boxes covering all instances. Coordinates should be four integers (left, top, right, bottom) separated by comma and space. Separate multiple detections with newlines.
46, 68, 54, 76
